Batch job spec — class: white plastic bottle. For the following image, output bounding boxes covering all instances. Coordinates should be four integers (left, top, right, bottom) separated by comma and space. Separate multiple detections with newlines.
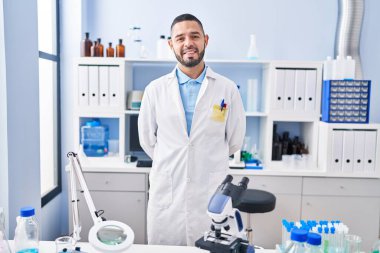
332, 55, 345, 80
285, 228, 308, 253
306, 232, 323, 253
344, 56, 356, 80
156, 35, 167, 59
14, 207, 39, 253
247, 34, 259, 60
323, 56, 333, 80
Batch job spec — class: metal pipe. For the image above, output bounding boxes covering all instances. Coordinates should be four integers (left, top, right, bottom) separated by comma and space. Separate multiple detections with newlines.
334, 0, 364, 79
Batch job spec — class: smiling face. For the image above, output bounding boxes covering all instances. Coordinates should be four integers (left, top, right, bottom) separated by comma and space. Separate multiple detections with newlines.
169, 20, 209, 68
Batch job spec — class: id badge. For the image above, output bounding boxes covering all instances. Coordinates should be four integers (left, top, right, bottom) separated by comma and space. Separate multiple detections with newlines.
211, 104, 227, 122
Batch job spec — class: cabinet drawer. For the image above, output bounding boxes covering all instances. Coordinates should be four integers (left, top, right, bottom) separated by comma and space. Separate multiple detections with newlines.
303, 177, 380, 197
234, 175, 302, 194
82, 172, 146, 191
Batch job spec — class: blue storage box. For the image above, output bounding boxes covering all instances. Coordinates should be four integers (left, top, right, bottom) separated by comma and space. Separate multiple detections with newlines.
322, 80, 371, 123
81, 119, 109, 157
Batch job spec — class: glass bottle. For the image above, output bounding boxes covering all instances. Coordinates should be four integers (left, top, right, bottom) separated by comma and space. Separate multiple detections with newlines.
116, 39, 125, 57
14, 207, 39, 253
97, 38, 104, 57
106, 42, 114, 57
285, 228, 307, 253
80, 32, 92, 57
372, 240, 380, 253
91, 40, 98, 57
306, 233, 323, 253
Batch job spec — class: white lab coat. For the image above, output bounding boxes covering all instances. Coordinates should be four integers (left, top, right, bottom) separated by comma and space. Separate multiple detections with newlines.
138, 66, 246, 246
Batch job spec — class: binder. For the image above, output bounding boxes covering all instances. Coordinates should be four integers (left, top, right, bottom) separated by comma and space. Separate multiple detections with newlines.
88, 66, 99, 106
330, 130, 343, 172
284, 70, 295, 111
353, 130, 365, 172
364, 130, 377, 172
273, 69, 285, 110
99, 66, 109, 106
342, 130, 354, 172
78, 66, 89, 106
109, 66, 120, 106
305, 70, 317, 112
294, 70, 306, 112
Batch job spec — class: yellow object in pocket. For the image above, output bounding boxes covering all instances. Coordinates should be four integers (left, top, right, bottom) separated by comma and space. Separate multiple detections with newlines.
211, 104, 227, 122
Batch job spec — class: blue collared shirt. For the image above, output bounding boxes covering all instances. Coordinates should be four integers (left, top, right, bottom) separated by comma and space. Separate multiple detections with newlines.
176, 66, 207, 136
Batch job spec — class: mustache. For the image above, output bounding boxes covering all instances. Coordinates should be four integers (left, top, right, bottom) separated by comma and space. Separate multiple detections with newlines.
181, 46, 199, 54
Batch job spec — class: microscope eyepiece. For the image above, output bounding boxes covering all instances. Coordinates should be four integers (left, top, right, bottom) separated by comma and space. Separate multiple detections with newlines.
238, 177, 249, 190
221, 175, 233, 185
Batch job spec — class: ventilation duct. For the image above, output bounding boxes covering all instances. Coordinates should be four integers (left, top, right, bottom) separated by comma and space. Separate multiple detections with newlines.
334, 0, 364, 79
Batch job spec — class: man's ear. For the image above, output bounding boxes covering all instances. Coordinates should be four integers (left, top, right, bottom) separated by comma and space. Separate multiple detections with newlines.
168, 38, 173, 49
204, 34, 209, 47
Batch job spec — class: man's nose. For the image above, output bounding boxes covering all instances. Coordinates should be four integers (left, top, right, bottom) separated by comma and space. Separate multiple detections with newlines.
184, 36, 194, 47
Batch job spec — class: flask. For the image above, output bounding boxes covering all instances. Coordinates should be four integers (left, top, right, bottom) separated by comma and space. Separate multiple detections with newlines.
156, 35, 167, 59
372, 240, 380, 253
285, 228, 307, 253
116, 39, 125, 57
0, 208, 11, 253
247, 34, 259, 60
306, 233, 323, 253
97, 38, 104, 57
14, 207, 39, 253
80, 32, 92, 57
106, 42, 114, 57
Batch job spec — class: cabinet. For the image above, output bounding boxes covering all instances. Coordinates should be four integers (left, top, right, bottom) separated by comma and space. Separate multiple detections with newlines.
69, 172, 148, 244
301, 177, 380, 252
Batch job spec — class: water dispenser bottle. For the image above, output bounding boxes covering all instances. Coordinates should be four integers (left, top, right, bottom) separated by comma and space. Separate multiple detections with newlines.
14, 207, 39, 253
81, 119, 109, 157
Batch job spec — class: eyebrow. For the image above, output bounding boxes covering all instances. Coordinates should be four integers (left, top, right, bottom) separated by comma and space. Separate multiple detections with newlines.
174, 31, 202, 38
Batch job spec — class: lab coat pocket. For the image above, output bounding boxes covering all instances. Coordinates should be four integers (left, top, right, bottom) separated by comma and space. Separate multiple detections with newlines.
207, 170, 227, 200
149, 170, 173, 209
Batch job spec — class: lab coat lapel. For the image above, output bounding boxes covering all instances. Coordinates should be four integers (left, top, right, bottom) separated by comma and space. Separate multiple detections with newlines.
195, 67, 217, 107
167, 69, 188, 138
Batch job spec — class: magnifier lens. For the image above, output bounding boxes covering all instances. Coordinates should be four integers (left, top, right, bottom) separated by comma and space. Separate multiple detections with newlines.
96, 225, 127, 245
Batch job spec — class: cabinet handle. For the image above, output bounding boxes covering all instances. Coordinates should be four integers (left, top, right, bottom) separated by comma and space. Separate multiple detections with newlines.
105, 180, 110, 185
261, 184, 266, 187
339, 185, 344, 189
137, 199, 141, 203
306, 202, 311, 206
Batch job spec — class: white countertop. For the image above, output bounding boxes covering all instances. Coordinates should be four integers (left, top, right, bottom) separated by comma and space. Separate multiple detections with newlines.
8, 241, 276, 253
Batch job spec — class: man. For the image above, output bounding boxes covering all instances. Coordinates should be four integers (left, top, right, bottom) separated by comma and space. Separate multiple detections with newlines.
138, 13, 246, 246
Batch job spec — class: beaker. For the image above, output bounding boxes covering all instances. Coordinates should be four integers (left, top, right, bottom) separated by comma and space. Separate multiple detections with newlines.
55, 236, 75, 253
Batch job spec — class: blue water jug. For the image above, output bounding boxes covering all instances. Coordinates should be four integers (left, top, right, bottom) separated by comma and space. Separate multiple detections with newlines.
81, 119, 109, 157
14, 207, 39, 253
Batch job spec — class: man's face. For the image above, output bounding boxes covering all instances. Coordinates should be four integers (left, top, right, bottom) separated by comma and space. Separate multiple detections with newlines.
169, 21, 209, 68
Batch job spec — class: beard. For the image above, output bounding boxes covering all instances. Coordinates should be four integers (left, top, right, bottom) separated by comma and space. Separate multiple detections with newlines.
174, 45, 206, 67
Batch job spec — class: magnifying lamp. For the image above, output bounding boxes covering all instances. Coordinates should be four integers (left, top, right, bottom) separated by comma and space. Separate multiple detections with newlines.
67, 152, 134, 252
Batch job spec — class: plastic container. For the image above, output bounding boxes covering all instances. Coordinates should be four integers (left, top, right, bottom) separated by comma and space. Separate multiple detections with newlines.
333, 55, 345, 80
156, 35, 167, 59
323, 56, 333, 80
306, 233, 323, 253
372, 240, 380, 253
247, 34, 259, 60
14, 207, 39, 253
344, 56, 355, 80
81, 119, 109, 157
285, 228, 308, 253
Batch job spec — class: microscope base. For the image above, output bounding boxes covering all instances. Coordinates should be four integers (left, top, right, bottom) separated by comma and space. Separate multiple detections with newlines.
195, 232, 253, 253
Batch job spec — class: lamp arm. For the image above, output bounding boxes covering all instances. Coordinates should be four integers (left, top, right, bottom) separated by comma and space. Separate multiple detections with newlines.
67, 152, 103, 241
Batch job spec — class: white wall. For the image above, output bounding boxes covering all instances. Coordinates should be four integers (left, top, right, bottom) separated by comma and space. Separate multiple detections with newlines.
0, 0, 9, 236
2, 0, 41, 238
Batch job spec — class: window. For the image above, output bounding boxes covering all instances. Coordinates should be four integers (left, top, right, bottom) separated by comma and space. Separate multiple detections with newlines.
37, 0, 61, 206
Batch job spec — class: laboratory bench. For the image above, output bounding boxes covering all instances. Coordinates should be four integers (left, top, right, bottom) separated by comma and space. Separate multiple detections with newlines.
7, 241, 275, 253
69, 165, 380, 251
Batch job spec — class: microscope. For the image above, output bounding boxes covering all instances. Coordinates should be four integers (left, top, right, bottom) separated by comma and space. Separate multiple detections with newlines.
195, 175, 276, 253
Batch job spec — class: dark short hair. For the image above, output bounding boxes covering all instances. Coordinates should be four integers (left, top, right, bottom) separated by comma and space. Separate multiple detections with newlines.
170, 14, 204, 34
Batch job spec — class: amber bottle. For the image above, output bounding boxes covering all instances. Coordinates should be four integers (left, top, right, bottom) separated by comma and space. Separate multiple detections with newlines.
91, 41, 98, 57
116, 39, 125, 57
80, 32, 92, 57
106, 42, 115, 57
97, 38, 104, 57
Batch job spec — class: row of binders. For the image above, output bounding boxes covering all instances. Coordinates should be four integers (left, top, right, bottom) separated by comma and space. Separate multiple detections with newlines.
330, 129, 376, 172
272, 68, 317, 112
78, 66, 121, 107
